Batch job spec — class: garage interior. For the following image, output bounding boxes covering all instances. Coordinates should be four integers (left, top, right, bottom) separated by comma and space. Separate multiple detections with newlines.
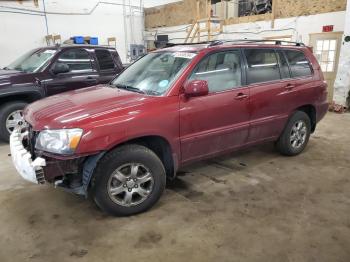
0, 0, 350, 261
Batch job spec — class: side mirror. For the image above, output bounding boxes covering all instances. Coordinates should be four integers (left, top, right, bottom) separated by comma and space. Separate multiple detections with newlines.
184, 80, 209, 97
52, 63, 69, 75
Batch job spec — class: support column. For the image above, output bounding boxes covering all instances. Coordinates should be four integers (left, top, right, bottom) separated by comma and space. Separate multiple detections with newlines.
333, 0, 350, 108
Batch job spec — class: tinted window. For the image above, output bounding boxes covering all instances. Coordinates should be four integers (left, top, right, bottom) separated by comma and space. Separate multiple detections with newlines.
57, 49, 92, 72
189, 51, 242, 93
95, 49, 115, 70
277, 50, 290, 79
284, 50, 312, 78
244, 49, 280, 84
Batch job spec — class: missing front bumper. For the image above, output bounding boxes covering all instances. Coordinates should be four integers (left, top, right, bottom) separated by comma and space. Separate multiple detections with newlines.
10, 129, 46, 184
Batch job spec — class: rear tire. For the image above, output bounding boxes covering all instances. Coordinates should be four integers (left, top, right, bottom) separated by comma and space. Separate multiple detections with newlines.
0, 101, 27, 142
276, 111, 311, 156
91, 144, 166, 216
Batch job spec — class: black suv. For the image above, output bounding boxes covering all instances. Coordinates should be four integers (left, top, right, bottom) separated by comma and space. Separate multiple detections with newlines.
0, 45, 123, 141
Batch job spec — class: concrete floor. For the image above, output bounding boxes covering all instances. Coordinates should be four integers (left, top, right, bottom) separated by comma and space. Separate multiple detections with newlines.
0, 112, 349, 262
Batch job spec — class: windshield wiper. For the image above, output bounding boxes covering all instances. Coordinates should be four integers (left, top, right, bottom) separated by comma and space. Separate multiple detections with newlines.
13, 67, 24, 72
112, 84, 145, 94
145, 90, 162, 96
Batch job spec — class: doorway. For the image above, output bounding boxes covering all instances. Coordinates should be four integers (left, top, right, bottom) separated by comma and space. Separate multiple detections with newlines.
309, 32, 343, 101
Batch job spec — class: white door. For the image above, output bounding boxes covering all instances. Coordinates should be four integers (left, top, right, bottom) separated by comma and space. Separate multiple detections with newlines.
310, 32, 343, 101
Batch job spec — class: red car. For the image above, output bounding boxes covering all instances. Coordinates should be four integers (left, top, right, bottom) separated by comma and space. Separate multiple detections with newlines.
10, 40, 328, 216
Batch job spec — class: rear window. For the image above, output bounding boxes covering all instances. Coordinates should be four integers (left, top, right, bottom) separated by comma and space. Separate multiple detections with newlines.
284, 50, 312, 78
244, 49, 280, 84
95, 49, 115, 70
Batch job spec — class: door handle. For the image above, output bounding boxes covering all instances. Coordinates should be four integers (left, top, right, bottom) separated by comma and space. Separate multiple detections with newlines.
85, 76, 98, 84
235, 93, 249, 100
86, 76, 97, 80
285, 84, 296, 90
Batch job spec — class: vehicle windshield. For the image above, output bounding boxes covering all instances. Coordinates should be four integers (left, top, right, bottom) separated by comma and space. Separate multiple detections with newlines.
6, 49, 57, 73
111, 51, 196, 96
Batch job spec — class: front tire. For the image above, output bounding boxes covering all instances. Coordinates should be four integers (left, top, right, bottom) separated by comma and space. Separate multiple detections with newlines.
91, 144, 166, 216
276, 111, 311, 156
0, 101, 28, 142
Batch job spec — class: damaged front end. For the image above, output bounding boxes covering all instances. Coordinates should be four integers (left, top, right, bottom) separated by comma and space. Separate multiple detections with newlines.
10, 127, 104, 197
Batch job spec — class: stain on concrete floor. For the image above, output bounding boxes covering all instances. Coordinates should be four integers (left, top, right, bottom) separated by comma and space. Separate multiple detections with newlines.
0, 113, 349, 262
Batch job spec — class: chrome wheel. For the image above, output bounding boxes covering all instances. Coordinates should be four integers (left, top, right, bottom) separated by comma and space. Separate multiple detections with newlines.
6, 110, 24, 133
290, 120, 307, 149
107, 163, 154, 207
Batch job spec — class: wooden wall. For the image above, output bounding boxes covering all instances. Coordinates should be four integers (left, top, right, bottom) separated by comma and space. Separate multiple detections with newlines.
276, 0, 346, 18
145, 0, 347, 29
145, 0, 208, 28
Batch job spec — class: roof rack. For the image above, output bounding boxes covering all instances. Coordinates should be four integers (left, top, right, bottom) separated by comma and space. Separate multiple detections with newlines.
208, 39, 306, 47
164, 39, 305, 48
164, 41, 216, 47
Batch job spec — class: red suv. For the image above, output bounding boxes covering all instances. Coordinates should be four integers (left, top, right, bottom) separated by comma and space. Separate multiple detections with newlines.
10, 40, 328, 216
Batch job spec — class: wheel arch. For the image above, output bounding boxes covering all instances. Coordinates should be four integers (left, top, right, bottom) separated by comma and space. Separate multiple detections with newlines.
295, 104, 316, 132
106, 135, 177, 179
0, 91, 43, 106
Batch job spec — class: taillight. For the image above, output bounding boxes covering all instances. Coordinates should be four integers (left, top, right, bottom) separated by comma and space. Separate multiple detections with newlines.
321, 81, 328, 101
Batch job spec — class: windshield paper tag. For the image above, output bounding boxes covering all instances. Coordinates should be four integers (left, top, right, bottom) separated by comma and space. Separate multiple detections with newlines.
44, 50, 57, 54
173, 52, 196, 59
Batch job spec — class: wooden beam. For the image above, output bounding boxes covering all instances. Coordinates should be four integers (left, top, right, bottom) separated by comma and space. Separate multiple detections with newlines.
207, 0, 211, 41
190, 26, 199, 43
221, 0, 224, 20
196, 0, 201, 43
185, 21, 196, 43
271, 0, 278, 28
196, 0, 200, 20
197, 23, 201, 43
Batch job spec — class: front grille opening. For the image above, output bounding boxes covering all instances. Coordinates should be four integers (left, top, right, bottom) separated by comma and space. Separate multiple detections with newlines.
27, 125, 37, 159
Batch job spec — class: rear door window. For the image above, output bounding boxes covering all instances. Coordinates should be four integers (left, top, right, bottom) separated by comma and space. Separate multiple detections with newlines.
95, 49, 115, 70
284, 50, 312, 78
244, 49, 280, 84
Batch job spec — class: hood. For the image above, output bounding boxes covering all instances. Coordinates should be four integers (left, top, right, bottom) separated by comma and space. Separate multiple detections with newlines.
0, 69, 26, 86
0, 69, 24, 79
25, 85, 154, 130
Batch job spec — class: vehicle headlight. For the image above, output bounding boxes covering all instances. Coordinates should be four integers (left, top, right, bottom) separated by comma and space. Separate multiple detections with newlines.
35, 128, 83, 155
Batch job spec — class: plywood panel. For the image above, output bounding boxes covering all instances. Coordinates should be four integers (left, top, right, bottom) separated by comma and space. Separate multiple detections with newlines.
145, 0, 208, 28
277, 0, 346, 18
145, 0, 347, 29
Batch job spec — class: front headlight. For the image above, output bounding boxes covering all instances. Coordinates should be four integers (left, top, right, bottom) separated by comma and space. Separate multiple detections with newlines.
35, 128, 83, 155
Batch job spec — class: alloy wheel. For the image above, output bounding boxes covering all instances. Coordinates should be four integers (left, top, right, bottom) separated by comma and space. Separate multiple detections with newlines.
6, 110, 24, 133
290, 120, 307, 149
107, 163, 154, 207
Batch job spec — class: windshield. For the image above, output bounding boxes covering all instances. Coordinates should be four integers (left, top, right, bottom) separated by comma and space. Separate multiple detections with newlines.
6, 49, 57, 73
111, 51, 196, 96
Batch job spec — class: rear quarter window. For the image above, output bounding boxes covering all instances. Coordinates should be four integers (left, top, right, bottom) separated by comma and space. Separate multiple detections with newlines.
284, 50, 313, 78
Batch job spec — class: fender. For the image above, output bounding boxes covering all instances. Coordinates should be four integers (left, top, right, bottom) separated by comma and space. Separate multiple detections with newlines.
0, 84, 45, 102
